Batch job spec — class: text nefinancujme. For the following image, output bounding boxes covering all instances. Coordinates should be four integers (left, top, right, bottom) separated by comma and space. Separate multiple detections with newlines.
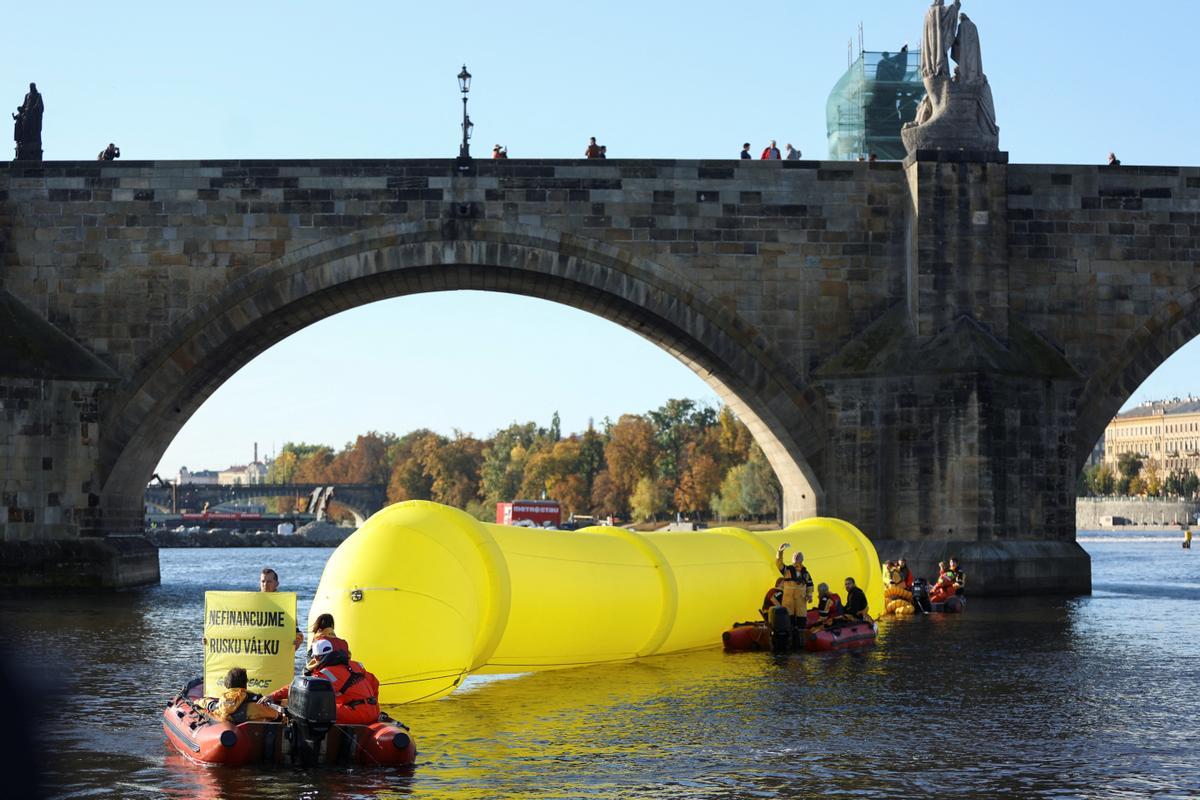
206, 609, 287, 627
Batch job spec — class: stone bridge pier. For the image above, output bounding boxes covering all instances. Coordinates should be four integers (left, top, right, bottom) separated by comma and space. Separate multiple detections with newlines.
6, 151, 1200, 592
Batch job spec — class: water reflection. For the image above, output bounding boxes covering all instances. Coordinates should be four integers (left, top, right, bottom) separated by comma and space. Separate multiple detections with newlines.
9, 543, 1200, 799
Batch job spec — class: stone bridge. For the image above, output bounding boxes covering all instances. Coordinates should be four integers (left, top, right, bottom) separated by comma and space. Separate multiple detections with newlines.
4, 153, 1200, 590
143, 482, 388, 525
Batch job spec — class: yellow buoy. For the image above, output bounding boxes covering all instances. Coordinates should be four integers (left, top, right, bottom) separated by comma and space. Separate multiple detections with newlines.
310, 501, 883, 703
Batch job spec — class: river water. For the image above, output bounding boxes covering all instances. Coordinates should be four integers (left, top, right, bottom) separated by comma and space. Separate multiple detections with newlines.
9, 534, 1200, 799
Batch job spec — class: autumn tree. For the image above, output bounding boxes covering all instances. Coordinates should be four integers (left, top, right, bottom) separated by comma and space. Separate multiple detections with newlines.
1081, 463, 1115, 497
712, 444, 780, 520
716, 406, 753, 468
1141, 459, 1162, 497
521, 438, 589, 514
293, 447, 335, 484
674, 433, 725, 516
630, 476, 668, 522
578, 425, 606, 504
604, 414, 657, 513
424, 431, 485, 509
479, 422, 539, 506
590, 469, 623, 518
648, 399, 717, 488
328, 432, 392, 485
386, 430, 442, 503
1115, 452, 1143, 495
267, 443, 325, 483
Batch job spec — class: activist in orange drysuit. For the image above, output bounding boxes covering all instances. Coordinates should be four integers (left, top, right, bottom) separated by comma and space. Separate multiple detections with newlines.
267, 638, 381, 724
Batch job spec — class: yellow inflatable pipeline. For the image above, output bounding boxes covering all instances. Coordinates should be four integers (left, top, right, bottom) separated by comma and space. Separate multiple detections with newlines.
310, 501, 883, 704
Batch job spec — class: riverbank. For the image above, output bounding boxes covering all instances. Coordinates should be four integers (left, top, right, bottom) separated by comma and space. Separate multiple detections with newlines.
149, 523, 1188, 548
148, 520, 352, 548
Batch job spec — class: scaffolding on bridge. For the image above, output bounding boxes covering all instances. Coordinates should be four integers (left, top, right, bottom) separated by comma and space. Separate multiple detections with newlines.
826, 49, 924, 161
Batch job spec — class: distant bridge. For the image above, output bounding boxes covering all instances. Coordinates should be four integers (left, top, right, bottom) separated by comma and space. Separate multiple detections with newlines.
144, 483, 388, 525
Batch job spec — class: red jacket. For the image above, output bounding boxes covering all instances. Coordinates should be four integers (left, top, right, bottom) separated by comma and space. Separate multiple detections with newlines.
761, 586, 783, 614
761, 147, 780, 160
270, 661, 381, 724
816, 592, 843, 621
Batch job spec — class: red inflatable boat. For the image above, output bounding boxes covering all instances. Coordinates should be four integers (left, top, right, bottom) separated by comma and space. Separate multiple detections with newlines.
722, 621, 772, 652
163, 678, 417, 767
931, 595, 966, 614
804, 621, 877, 652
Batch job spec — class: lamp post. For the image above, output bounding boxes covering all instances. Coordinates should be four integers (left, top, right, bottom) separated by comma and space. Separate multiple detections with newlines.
457, 64, 473, 159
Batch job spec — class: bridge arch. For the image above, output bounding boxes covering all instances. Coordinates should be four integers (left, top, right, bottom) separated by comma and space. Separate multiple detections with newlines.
101, 219, 827, 529
1074, 283, 1200, 469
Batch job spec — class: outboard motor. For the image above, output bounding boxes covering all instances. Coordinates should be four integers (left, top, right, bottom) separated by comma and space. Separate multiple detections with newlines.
767, 605, 793, 652
911, 578, 932, 613
286, 675, 337, 766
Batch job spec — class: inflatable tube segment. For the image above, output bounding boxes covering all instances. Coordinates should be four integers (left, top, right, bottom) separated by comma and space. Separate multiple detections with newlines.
310, 501, 882, 704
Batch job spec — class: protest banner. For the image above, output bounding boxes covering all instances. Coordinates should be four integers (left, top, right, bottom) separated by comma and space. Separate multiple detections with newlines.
203, 590, 296, 697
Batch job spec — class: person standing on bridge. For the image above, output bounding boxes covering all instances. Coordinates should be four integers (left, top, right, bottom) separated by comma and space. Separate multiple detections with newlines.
760, 140, 781, 160
260, 567, 303, 651
785, 143, 801, 160
740, 142, 752, 159
585, 137, 602, 158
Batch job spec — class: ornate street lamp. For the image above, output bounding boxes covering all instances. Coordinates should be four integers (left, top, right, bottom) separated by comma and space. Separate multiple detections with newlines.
458, 64, 473, 159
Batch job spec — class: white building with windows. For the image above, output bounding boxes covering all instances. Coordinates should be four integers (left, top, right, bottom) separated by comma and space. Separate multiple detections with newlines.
1104, 397, 1200, 475
177, 467, 219, 485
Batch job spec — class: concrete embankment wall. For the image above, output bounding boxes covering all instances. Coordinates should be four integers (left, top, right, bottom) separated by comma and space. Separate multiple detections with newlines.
1076, 498, 1199, 528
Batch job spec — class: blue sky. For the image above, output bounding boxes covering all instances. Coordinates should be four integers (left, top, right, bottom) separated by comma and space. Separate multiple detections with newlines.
6, 1, 1200, 471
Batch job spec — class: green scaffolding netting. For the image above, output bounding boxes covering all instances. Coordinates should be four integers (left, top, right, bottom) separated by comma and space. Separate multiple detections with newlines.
826, 50, 925, 161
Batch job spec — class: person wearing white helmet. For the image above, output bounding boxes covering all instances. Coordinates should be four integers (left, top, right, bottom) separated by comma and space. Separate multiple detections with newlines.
265, 629, 382, 724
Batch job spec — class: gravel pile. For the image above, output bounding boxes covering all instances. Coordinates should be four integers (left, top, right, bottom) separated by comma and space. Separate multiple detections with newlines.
296, 520, 353, 545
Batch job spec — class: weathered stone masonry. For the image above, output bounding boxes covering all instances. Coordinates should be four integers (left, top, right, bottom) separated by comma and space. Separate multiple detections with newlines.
3, 155, 1200, 591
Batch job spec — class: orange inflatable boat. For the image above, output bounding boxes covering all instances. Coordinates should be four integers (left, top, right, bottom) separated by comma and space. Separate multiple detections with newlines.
162, 677, 416, 768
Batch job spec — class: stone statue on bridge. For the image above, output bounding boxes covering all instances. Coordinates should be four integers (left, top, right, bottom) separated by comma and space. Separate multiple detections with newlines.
12, 82, 44, 161
903, 1, 999, 154
919, 0, 959, 79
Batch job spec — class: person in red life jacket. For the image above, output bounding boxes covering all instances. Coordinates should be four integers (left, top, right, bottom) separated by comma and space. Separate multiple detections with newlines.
307, 613, 350, 659
839, 577, 871, 624
928, 561, 957, 603
265, 639, 381, 724
897, 557, 914, 589
208, 667, 281, 723
812, 583, 843, 629
760, 578, 785, 620
948, 557, 966, 595
760, 139, 781, 159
